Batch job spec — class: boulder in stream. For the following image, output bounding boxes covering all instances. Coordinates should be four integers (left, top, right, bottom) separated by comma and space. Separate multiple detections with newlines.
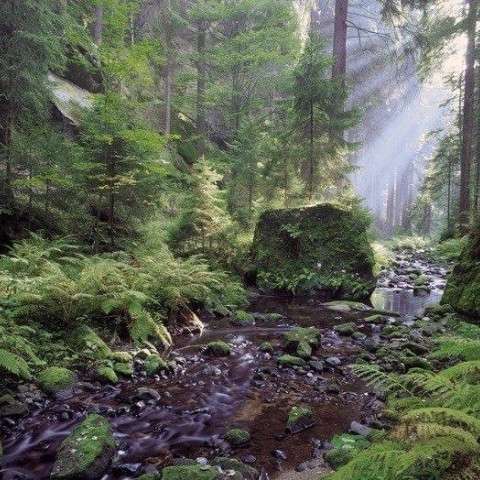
51, 414, 116, 480
286, 405, 314, 433
283, 326, 320, 359
249, 204, 376, 300
161, 464, 220, 480
38, 367, 75, 394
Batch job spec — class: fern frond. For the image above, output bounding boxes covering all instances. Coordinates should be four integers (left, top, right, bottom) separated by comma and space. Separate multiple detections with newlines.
0, 348, 31, 379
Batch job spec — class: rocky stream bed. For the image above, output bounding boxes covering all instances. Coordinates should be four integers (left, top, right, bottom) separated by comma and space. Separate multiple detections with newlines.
0, 249, 449, 480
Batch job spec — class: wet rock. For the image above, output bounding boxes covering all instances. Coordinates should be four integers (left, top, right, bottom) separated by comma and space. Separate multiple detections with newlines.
113, 463, 142, 475
254, 312, 286, 323
38, 367, 75, 394
286, 405, 314, 433
113, 362, 134, 377
0, 394, 28, 417
51, 414, 116, 480
259, 342, 274, 353
309, 360, 325, 372
96, 366, 118, 384
277, 355, 307, 368
224, 428, 250, 447
283, 327, 320, 359
325, 356, 342, 367
364, 314, 387, 324
349, 421, 372, 437
272, 450, 287, 461
145, 354, 168, 376
134, 387, 161, 402
241, 455, 256, 464
231, 310, 255, 327
204, 341, 231, 357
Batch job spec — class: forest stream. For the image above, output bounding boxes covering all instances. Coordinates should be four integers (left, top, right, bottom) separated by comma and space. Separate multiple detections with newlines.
0, 249, 448, 480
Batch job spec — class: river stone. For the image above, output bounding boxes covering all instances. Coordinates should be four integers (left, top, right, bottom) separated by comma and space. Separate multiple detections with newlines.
334, 322, 356, 336
224, 428, 251, 447
249, 204, 376, 300
51, 414, 116, 480
96, 366, 118, 384
349, 421, 372, 437
145, 354, 168, 375
231, 310, 255, 327
283, 327, 320, 359
278, 355, 307, 367
204, 341, 231, 357
134, 387, 161, 402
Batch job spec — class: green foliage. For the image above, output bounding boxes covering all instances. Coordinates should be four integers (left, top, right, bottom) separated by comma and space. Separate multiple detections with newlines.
0, 348, 31, 380
38, 367, 75, 393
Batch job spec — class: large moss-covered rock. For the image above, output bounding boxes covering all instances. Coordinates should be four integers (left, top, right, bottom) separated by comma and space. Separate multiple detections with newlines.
38, 367, 75, 394
250, 204, 375, 299
443, 232, 480, 316
161, 465, 219, 480
51, 414, 116, 479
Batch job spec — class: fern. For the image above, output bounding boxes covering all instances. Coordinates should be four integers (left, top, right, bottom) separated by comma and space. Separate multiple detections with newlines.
129, 310, 172, 349
431, 337, 480, 361
0, 348, 31, 379
351, 364, 415, 396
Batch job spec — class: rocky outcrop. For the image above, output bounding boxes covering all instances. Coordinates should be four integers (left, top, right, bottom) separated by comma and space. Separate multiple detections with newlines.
443, 231, 480, 316
250, 204, 376, 300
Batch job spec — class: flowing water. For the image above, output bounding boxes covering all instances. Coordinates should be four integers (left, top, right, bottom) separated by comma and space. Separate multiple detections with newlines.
0, 251, 448, 480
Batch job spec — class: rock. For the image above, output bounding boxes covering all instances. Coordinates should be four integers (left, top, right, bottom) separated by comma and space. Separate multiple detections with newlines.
38, 367, 75, 394
286, 406, 314, 433
51, 414, 116, 480
204, 341, 231, 357
113, 463, 142, 475
254, 312, 286, 323
241, 455, 256, 464
134, 387, 161, 402
349, 421, 372, 437
325, 356, 342, 367
259, 342, 274, 353
113, 362, 134, 377
224, 428, 251, 447
334, 322, 356, 336
309, 360, 325, 372
108, 351, 133, 362
161, 464, 219, 480
364, 314, 387, 324
283, 327, 320, 359
231, 310, 255, 327
145, 354, 168, 375
0, 394, 28, 417
212, 457, 258, 480
135, 348, 153, 360
249, 204, 376, 300
277, 355, 307, 368
272, 450, 287, 460
96, 366, 118, 384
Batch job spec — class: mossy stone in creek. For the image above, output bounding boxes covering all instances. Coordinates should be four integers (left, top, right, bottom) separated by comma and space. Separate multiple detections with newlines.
224, 428, 251, 447
250, 204, 376, 300
259, 341, 274, 353
287, 406, 314, 433
96, 366, 118, 384
51, 414, 116, 480
231, 310, 255, 327
334, 322, 356, 336
108, 351, 132, 362
113, 362, 133, 377
212, 457, 258, 480
204, 341, 231, 357
145, 354, 168, 375
364, 314, 387, 324
278, 354, 307, 367
161, 464, 219, 480
38, 367, 75, 394
324, 447, 355, 469
283, 327, 320, 359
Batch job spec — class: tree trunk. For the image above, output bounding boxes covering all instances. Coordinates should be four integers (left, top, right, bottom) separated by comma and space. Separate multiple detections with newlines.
459, 0, 478, 227
196, 21, 207, 153
332, 0, 348, 81
92, 4, 103, 46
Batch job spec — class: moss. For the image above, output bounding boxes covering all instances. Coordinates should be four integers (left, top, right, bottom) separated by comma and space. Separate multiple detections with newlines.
96, 366, 118, 384
287, 406, 313, 432
38, 367, 75, 393
250, 204, 376, 300
137, 475, 161, 480
51, 414, 116, 479
108, 351, 132, 362
334, 322, 356, 336
113, 362, 133, 377
145, 354, 168, 375
224, 428, 251, 446
259, 341, 274, 353
211, 457, 258, 480
71, 326, 112, 359
204, 341, 231, 357
161, 465, 219, 480
278, 354, 306, 367
283, 326, 320, 359
324, 448, 355, 469
231, 310, 255, 327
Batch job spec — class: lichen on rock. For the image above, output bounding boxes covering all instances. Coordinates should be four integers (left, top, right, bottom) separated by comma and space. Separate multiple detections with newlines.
249, 204, 375, 300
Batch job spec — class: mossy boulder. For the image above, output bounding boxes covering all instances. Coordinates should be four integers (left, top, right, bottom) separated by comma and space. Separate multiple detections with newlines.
250, 204, 376, 299
278, 354, 306, 367
108, 351, 132, 362
71, 326, 112, 359
204, 341, 231, 357
212, 457, 258, 480
38, 367, 75, 394
286, 406, 314, 433
334, 322, 357, 336
443, 231, 480, 316
231, 310, 255, 327
96, 366, 118, 384
283, 326, 320, 359
224, 428, 251, 447
324, 447, 355, 468
145, 354, 168, 375
113, 362, 133, 377
51, 414, 116, 479
259, 341, 274, 353
161, 465, 219, 480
